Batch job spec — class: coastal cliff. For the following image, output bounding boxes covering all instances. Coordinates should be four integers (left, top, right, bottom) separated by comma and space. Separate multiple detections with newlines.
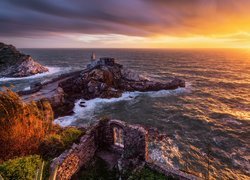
0, 42, 48, 77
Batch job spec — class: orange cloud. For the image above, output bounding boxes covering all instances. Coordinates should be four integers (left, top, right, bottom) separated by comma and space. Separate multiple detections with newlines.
1, 0, 250, 48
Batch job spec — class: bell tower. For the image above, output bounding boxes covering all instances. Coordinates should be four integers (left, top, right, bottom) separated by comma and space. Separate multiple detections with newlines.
91, 52, 96, 61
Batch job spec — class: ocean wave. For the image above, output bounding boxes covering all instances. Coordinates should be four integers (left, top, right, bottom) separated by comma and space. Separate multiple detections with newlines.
24, 86, 31, 91
0, 67, 62, 82
54, 86, 190, 127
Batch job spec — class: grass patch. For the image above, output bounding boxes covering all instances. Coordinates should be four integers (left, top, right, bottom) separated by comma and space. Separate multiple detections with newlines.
0, 155, 42, 180
39, 127, 83, 159
129, 166, 178, 180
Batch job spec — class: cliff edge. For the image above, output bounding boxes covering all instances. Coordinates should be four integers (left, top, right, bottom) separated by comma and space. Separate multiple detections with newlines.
0, 42, 48, 77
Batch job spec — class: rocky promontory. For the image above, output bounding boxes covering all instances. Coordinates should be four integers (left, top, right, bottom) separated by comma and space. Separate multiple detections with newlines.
21, 57, 185, 117
0, 42, 48, 77
59, 57, 185, 103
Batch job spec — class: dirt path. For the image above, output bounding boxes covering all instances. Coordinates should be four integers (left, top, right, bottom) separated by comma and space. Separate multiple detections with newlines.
21, 75, 73, 102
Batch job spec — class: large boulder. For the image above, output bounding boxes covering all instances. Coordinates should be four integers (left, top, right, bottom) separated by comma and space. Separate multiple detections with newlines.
0, 42, 48, 77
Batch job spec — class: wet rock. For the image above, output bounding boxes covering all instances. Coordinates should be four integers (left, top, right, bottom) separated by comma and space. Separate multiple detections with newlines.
79, 101, 86, 107
0, 42, 48, 77
171, 78, 185, 88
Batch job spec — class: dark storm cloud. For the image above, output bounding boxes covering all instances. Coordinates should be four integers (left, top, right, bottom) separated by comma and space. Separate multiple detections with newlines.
0, 0, 250, 37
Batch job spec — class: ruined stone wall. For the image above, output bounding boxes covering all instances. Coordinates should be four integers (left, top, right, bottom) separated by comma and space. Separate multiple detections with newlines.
50, 123, 100, 180
123, 123, 148, 160
100, 119, 148, 160
50, 119, 149, 179
50, 119, 197, 180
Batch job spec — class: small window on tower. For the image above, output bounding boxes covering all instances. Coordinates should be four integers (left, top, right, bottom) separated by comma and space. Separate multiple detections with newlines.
113, 127, 124, 148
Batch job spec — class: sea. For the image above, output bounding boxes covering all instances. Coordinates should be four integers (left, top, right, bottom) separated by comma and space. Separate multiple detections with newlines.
0, 48, 249, 179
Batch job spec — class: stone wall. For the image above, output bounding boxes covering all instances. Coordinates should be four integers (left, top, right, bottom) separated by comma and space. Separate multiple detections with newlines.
100, 119, 148, 160
50, 119, 149, 179
50, 119, 197, 180
50, 123, 100, 180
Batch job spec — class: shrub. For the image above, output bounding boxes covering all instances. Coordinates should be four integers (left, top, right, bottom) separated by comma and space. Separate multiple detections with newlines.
39, 127, 83, 159
0, 89, 54, 161
61, 127, 83, 146
0, 155, 42, 180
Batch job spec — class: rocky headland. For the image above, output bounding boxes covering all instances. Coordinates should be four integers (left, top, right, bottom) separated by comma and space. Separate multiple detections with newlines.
20, 57, 185, 117
0, 42, 48, 77
60, 57, 185, 100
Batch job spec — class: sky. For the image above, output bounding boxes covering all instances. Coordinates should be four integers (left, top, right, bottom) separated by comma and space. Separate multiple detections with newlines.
0, 0, 250, 48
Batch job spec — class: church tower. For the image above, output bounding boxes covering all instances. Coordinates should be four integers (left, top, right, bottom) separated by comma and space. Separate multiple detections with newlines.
91, 52, 96, 61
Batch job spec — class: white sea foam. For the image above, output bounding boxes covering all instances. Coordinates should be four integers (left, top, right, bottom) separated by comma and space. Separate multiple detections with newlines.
0, 67, 62, 82
54, 92, 138, 127
24, 86, 31, 90
54, 85, 190, 127
149, 137, 182, 169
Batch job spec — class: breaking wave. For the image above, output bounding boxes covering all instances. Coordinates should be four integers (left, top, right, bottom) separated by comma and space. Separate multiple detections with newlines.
54, 85, 190, 127
0, 67, 62, 82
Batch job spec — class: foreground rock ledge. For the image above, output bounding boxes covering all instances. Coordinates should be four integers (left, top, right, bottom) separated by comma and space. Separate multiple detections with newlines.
0, 42, 48, 77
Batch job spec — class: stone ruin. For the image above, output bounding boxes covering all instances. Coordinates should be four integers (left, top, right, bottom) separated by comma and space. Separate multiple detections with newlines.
87, 57, 118, 69
50, 119, 197, 180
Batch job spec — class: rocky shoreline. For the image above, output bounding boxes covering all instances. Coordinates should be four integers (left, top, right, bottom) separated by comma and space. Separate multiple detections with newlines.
0, 42, 48, 77
20, 57, 185, 118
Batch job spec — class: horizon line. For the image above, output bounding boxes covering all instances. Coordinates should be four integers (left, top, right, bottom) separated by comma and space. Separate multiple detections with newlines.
19, 47, 250, 50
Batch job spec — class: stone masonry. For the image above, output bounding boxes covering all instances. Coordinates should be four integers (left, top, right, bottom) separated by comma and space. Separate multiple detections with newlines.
50, 119, 148, 180
50, 119, 197, 180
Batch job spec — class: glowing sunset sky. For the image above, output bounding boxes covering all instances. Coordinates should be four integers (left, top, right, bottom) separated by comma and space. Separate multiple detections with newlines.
0, 0, 250, 48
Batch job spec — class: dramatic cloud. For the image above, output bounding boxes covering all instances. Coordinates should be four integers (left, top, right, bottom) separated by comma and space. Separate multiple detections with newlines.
0, 0, 250, 48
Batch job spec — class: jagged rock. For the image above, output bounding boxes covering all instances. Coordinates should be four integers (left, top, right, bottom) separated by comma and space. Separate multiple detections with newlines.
121, 68, 149, 81
0, 42, 48, 77
59, 58, 185, 100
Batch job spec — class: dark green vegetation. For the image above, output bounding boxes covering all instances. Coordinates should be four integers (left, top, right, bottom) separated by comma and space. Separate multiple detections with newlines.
39, 127, 83, 159
0, 89, 83, 179
0, 155, 42, 180
0, 42, 23, 71
75, 157, 176, 180
0, 127, 83, 179
130, 167, 178, 180
74, 157, 118, 180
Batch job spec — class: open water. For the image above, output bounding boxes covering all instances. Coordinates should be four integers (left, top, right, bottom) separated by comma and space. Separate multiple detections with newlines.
1, 48, 249, 179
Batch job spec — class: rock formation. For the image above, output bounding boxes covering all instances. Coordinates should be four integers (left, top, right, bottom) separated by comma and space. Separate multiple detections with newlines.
59, 57, 185, 101
20, 57, 185, 117
0, 42, 48, 77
